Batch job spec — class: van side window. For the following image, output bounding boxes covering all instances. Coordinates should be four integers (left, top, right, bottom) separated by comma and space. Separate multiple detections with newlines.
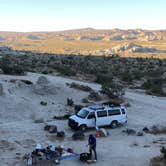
108, 109, 121, 116
87, 112, 95, 119
97, 111, 107, 117
121, 108, 126, 114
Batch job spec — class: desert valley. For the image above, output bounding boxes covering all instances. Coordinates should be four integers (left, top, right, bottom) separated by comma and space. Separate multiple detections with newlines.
0, 28, 166, 58
0, 0, 166, 166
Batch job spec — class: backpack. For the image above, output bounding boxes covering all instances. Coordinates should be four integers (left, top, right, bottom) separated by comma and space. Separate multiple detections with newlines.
80, 153, 91, 161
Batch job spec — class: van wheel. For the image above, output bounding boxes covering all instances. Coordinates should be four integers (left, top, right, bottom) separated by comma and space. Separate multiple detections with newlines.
110, 121, 118, 129
79, 125, 87, 132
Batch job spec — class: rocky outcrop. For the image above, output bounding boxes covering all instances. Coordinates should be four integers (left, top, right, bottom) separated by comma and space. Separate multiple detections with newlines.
109, 43, 166, 53
36, 76, 49, 85
80, 36, 104, 41
27, 35, 41, 40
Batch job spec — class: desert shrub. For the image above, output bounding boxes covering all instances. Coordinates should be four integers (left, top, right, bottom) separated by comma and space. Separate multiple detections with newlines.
100, 82, 125, 98
147, 125, 166, 134
120, 72, 133, 83
150, 156, 166, 166
132, 69, 143, 80
1, 65, 13, 74
42, 70, 48, 74
161, 147, 166, 159
88, 91, 101, 101
74, 105, 84, 113
142, 79, 152, 89
150, 148, 166, 166
1, 51, 166, 95
67, 98, 74, 106
151, 85, 164, 95
69, 82, 92, 92
82, 98, 89, 103
1, 56, 25, 75
34, 118, 44, 123
21, 80, 33, 85
142, 78, 165, 96
146, 68, 163, 77
53, 114, 70, 120
40, 101, 47, 106
1, 64, 25, 75
54, 65, 76, 76
96, 73, 113, 84
13, 65, 25, 75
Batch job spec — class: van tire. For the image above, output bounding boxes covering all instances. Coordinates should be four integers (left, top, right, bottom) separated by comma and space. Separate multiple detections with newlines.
79, 125, 87, 132
110, 121, 118, 129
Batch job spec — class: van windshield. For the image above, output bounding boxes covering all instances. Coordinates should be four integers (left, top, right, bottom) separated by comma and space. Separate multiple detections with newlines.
76, 109, 89, 119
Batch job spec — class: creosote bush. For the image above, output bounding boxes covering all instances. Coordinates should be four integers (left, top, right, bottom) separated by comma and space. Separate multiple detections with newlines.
142, 78, 165, 96
100, 82, 125, 99
1, 51, 166, 96
67, 98, 74, 106
74, 105, 84, 113
0, 56, 25, 75
161, 147, 166, 159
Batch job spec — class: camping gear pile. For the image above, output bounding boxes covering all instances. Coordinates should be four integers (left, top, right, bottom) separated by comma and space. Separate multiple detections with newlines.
25, 144, 78, 165
79, 152, 97, 164
96, 128, 109, 137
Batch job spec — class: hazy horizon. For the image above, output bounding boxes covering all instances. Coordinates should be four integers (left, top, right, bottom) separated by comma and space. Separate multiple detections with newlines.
0, 27, 166, 33
0, 0, 166, 32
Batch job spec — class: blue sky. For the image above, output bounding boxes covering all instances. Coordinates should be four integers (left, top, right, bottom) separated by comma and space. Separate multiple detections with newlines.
0, 0, 165, 31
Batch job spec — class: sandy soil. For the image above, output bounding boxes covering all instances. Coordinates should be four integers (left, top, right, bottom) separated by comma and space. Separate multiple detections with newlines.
0, 72, 166, 166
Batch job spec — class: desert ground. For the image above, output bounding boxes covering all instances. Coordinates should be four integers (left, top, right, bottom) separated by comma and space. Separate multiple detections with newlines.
0, 72, 166, 166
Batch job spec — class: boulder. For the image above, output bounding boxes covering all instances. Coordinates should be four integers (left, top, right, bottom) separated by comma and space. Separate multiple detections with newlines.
49, 125, 57, 133
143, 127, 149, 133
44, 125, 51, 131
36, 76, 49, 85
40, 101, 47, 106
162, 72, 166, 79
123, 128, 136, 135
16, 80, 26, 88
137, 131, 144, 136
34, 118, 44, 123
0, 68, 3, 74
56, 131, 65, 138
33, 85, 57, 95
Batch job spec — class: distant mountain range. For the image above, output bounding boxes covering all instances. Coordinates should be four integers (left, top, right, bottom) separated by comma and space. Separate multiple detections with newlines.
0, 28, 166, 57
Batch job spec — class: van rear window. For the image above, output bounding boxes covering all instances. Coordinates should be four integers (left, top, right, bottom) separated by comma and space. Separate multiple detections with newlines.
108, 109, 121, 116
97, 111, 107, 117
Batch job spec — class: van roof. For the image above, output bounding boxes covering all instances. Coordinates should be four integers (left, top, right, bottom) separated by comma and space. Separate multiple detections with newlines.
86, 104, 124, 112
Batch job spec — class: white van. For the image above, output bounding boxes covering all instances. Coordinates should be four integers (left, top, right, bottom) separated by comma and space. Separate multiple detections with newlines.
68, 104, 127, 131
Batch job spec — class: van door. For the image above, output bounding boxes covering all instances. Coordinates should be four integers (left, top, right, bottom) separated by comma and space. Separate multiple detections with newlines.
86, 112, 96, 128
120, 108, 127, 123
96, 110, 108, 127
